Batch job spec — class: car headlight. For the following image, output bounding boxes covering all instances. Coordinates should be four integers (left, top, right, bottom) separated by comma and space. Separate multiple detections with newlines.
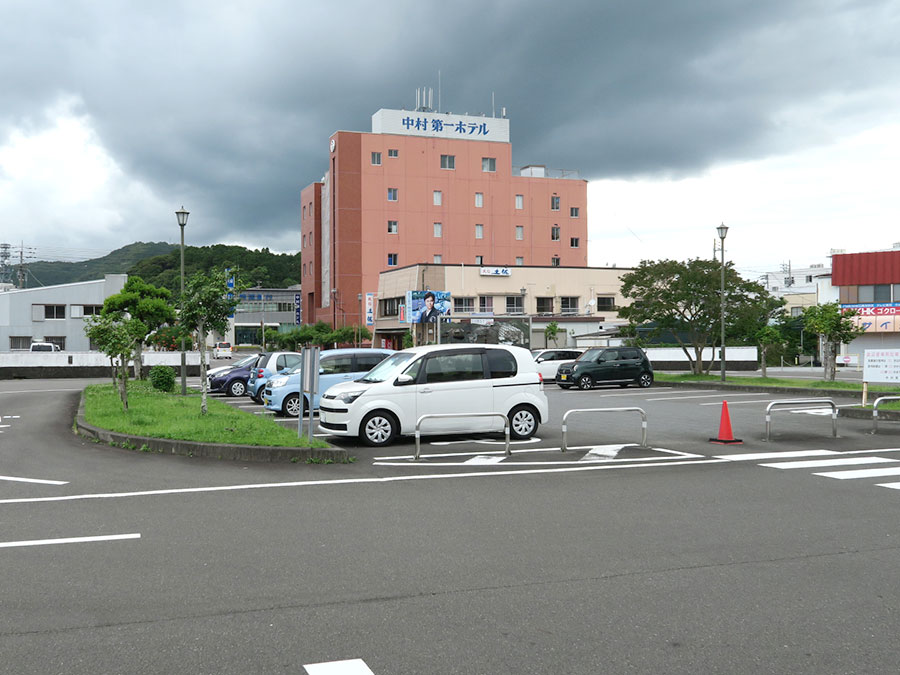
268, 376, 289, 388
336, 390, 365, 404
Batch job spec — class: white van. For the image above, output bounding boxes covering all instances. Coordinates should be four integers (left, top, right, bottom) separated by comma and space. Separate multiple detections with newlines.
318, 344, 549, 447
212, 342, 232, 359
30, 342, 60, 352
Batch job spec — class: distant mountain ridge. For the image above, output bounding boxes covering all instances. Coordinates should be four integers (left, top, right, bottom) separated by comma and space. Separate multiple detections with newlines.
26, 242, 178, 287
23, 241, 301, 294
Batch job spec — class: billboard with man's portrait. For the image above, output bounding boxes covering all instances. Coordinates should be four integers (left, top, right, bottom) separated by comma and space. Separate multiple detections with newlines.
405, 290, 452, 324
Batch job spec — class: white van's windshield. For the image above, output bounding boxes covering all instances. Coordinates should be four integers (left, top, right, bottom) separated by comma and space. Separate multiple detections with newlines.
357, 352, 416, 383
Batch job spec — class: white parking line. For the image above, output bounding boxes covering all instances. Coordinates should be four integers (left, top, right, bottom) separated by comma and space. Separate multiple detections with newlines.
304, 659, 375, 675
814, 467, 900, 480
760, 457, 896, 469
0, 458, 731, 505
715, 450, 838, 461
647, 392, 765, 401
0, 533, 140, 549
0, 474, 68, 485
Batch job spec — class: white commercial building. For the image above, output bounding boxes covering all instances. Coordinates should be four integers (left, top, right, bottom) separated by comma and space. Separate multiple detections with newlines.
0, 274, 128, 352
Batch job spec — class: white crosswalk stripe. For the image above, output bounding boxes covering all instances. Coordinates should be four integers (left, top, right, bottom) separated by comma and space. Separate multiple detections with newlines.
815, 467, 900, 480
760, 457, 897, 469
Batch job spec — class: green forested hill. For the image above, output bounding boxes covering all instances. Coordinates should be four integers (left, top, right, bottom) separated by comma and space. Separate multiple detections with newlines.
24, 242, 301, 293
127, 244, 301, 294
26, 242, 177, 287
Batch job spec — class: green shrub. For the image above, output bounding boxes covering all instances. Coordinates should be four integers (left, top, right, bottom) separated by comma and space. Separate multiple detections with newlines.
148, 365, 176, 392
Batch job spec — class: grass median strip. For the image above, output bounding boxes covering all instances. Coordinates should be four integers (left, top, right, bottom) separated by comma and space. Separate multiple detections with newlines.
84, 382, 331, 448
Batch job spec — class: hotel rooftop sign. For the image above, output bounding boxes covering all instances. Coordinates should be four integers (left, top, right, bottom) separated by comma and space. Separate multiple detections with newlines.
372, 109, 510, 143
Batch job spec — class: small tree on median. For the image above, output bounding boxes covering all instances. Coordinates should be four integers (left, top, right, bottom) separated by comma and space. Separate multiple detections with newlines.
180, 267, 242, 414
84, 314, 147, 411
802, 303, 864, 381
544, 321, 560, 347
755, 324, 784, 378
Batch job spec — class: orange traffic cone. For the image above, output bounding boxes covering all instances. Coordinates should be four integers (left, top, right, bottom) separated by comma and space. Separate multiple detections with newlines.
709, 400, 742, 444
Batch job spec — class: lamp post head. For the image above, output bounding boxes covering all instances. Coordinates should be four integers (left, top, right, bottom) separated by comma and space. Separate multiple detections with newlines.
716, 223, 729, 240
175, 206, 190, 228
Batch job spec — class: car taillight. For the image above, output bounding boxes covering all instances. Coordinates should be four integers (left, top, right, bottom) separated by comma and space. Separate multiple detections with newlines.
257, 368, 264, 377
538, 373, 544, 383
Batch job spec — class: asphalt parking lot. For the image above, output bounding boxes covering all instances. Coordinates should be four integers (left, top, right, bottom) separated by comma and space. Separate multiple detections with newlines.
5, 377, 900, 674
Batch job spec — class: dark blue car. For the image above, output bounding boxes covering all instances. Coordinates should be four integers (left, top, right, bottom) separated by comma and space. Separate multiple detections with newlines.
208, 353, 261, 397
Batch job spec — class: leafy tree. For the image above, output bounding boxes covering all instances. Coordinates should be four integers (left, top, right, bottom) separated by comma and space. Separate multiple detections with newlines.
755, 325, 785, 378
102, 276, 176, 378
619, 258, 776, 374
181, 267, 243, 414
544, 321, 560, 347
802, 303, 864, 381
402, 330, 414, 349
84, 314, 147, 411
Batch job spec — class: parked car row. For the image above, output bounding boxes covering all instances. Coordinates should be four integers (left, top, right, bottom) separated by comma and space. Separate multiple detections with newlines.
206, 344, 653, 448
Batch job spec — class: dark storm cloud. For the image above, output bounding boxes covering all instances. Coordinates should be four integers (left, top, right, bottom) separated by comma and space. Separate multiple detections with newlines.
1, 0, 898, 255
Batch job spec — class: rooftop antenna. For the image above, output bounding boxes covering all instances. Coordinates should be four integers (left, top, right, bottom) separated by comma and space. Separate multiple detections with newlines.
492, 91, 495, 117
438, 70, 441, 112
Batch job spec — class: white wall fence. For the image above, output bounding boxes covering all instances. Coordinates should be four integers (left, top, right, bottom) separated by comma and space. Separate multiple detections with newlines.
645, 346, 758, 371
0, 351, 208, 368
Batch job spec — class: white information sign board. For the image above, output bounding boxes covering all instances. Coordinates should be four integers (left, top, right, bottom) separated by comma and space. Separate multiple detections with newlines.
864, 349, 900, 383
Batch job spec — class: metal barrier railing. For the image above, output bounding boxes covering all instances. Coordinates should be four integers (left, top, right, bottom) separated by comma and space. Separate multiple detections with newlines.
872, 396, 900, 434
765, 399, 837, 442
414, 412, 510, 461
561, 407, 648, 452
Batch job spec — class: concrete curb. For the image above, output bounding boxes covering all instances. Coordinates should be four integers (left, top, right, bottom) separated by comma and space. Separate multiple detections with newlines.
74, 392, 349, 463
661, 379, 900, 421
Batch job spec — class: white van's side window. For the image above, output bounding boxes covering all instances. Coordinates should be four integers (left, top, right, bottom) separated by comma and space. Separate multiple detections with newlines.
424, 353, 484, 383
486, 349, 517, 378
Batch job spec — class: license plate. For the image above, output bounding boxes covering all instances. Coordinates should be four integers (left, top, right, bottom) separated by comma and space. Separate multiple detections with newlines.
560, 374, 568, 380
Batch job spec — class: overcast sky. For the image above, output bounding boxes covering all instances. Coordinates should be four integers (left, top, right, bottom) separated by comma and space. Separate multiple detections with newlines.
1, 0, 898, 280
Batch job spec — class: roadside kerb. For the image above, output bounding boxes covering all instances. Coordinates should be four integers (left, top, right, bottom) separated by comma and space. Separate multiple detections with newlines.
74, 392, 348, 463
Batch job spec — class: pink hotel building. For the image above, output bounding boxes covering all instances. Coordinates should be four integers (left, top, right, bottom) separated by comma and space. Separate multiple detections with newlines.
300, 108, 588, 327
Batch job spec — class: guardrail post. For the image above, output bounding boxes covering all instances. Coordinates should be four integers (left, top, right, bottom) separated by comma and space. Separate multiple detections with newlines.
872, 396, 900, 434
561, 407, 648, 452
764, 399, 837, 442
414, 412, 511, 461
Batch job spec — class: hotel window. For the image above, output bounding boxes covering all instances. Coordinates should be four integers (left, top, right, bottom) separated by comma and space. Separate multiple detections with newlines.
433, 190, 442, 206
433, 255, 442, 264
536, 297, 554, 314
387, 220, 398, 234
515, 226, 524, 240
515, 257, 524, 266
302, 205, 306, 218
45, 305, 65, 319
560, 297, 579, 315
570, 237, 580, 248
387, 188, 398, 201
858, 285, 874, 302
551, 225, 560, 241
791, 306, 804, 317
551, 256, 561, 267
482, 157, 496, 172
475, 255, 484, 265
479, 296, 493, 313
371, 151, 382, 165
302, 234, 306, 248
596, 296, 616, 311
433, 222, 442, 237
475, 192, 483, 208
515, 194, 524, 210
440, 154, 455, 169
551, 195, 560, 211
875, 284, 891, 303
302, 263, 306, 277
570, 206, 579, 217
506, 295, 524, 314
475, 224, 484, 239
387, 253, 398, 266
388, 148, 398, 158
454, 297, 475, 313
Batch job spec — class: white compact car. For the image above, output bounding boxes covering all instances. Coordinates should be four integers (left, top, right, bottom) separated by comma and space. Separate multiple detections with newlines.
531, 348, 584, 381
318, 344, 549, 447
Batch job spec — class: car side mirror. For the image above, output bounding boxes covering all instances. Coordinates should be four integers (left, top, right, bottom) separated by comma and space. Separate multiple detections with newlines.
536, 357, 544, 363
395, 373, 414, 386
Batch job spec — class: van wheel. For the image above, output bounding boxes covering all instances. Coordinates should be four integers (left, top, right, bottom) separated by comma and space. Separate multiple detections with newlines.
508, 405, 539, 440
637, 372, 654, 388
577, 374, 593, 390
227, 380, 246, 397
360, 410, 398, 447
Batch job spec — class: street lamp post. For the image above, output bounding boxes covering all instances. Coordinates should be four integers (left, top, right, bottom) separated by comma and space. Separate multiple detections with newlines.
717, 223, 729, 382
175, 207, 190, 395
